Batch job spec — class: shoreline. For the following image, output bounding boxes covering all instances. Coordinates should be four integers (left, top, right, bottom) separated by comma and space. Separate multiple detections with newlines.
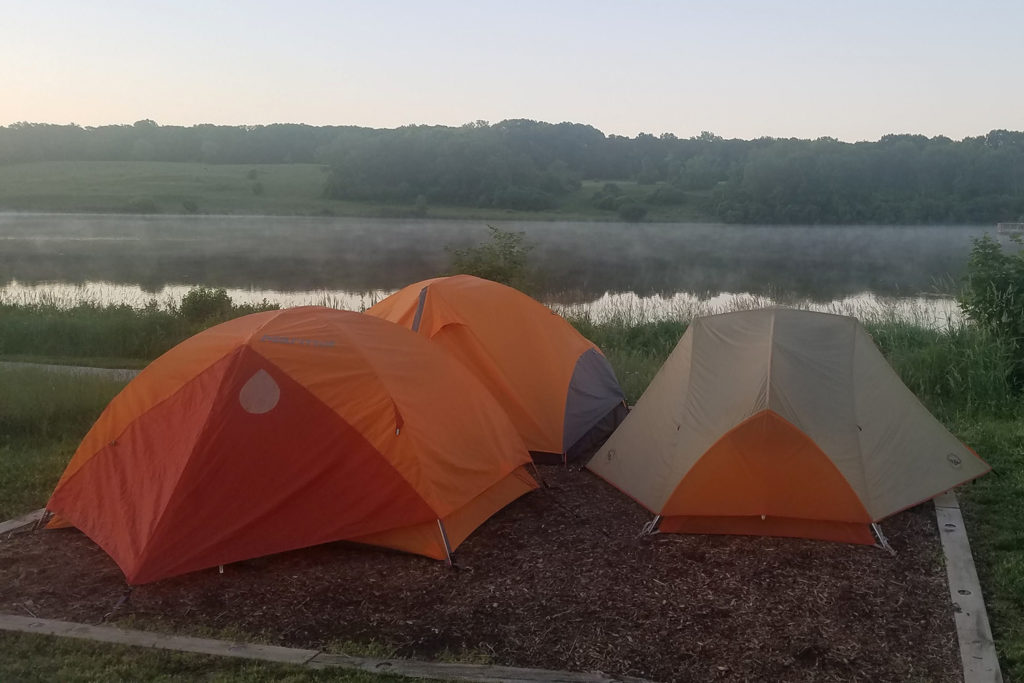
0, 208, 997, 228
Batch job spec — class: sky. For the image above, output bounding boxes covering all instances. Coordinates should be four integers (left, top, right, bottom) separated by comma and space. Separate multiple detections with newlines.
2, 0, 1022, 142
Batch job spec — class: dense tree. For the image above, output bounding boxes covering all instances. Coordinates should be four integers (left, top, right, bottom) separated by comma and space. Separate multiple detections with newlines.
1, 120, 1021, 223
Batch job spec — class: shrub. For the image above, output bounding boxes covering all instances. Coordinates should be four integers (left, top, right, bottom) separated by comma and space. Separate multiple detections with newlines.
617, 202, 648, 222
958, 235, 1024, 385
448, 225, 536, 293
178, 286, 233, 324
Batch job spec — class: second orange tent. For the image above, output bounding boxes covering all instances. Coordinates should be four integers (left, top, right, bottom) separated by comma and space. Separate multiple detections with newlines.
367, 275, 626, 463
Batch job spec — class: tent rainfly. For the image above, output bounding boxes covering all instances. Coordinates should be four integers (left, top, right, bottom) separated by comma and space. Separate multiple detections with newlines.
367, 275, 627, 464
588, 308, 990, 546
47, 307, 537, 584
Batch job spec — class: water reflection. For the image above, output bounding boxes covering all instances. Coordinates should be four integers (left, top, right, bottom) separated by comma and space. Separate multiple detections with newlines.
1, 213, 1010, 331
0, 214, 1001, 303
1, 279, 962, 329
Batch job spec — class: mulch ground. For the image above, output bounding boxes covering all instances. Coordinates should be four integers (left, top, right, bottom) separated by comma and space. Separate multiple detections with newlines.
0, 466, 959, 683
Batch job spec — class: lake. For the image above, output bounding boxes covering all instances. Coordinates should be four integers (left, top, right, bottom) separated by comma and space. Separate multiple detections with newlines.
0, 213, 1005, 324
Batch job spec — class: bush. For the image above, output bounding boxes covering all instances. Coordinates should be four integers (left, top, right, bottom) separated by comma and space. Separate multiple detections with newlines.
448, 225, 536, 293
178, 286, 234, 324
617, 202, 648, 222
958, 235, 1024, 385
646, 185, 688, 205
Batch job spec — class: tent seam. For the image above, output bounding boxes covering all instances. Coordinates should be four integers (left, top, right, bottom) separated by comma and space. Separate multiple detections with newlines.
317, 314, 453, 515
245, 347, 441, 520
851, 324, 876, 519
134, 346, 251, 573
428, 285, 551, 449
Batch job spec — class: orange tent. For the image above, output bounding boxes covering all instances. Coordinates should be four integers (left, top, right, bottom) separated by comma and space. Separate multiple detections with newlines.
590, 308, 990, 545
367, 275, 626, 463
47, 307, 537, 584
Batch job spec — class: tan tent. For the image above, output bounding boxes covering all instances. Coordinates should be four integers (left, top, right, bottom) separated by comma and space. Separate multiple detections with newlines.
588, 308, 989, 545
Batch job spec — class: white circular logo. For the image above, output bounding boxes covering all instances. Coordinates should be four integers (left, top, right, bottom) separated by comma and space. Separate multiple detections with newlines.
239, 369, 280, 414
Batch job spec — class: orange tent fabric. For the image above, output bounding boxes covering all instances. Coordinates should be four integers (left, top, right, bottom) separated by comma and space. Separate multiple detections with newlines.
366, 275, 625, 462
47, 307, 537, 584
589, 308, 990, 545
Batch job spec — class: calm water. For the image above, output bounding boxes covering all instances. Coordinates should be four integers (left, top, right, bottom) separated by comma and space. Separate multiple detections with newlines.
0, 213, 1005, 323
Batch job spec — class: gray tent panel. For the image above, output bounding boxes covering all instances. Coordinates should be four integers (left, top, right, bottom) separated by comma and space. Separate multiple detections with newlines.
562, 348, 626, 454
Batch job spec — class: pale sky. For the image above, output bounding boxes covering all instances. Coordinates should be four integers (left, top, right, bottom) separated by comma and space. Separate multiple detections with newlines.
2, 0, 1022, 142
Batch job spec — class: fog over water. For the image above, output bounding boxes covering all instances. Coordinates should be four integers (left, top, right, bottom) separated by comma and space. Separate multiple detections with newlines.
0, 213, 1004, 323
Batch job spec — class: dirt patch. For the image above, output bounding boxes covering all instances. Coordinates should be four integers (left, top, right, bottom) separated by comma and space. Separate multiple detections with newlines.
0, 467, 958, 682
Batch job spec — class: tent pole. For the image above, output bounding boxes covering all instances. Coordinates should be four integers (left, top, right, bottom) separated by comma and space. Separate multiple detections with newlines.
872, 522, 896, 555
437, 519, 454, 567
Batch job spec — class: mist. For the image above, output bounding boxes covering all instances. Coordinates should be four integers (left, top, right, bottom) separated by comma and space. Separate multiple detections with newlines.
0, 214, 1000, 305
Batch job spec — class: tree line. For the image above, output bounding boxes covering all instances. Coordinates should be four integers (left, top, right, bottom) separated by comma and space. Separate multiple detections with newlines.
1, 119, 1022, 223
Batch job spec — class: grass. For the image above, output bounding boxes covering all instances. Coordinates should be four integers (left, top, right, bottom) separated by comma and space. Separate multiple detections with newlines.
0, 302, 186, 362
0, 161, 715, 222
954, 417, 1024, 679
0, 366, 127, 518
0, 631, 422, 682
0, 288, 277, 364
0, 161, 340, 217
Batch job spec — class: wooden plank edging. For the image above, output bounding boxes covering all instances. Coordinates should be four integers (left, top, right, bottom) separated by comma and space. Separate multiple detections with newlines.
0, 613, 649, 683
0, 361, 139, 382
934, 492, 1003, 683
0, 509, 46, 537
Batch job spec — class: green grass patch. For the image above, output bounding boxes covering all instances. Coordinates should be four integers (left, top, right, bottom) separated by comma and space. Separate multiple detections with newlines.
0, 161, 715, 221
0, 366, 126, 518
0, 302, 188, 361
955, 417, 1024, 680
0, 631, 418, 682
0, 287, 278, 364
0, 161, 339, 216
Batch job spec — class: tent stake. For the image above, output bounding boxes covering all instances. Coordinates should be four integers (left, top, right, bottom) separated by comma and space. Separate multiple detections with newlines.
872, 523, 896, 555
640, 515, 662, 537
529, 461, 548, 488
437, 519, 454, 567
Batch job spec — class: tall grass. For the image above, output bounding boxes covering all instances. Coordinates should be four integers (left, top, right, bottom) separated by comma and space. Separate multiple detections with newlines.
866, 319, 1017, 419
0, 287, 277, 365
0, 301, 185, 362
